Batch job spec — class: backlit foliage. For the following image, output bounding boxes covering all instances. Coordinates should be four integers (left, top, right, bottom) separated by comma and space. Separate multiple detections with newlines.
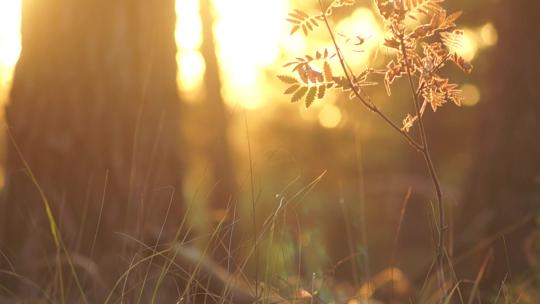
278, 0, 472, 132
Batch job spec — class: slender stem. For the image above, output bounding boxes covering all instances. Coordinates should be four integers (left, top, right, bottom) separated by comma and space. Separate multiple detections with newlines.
318, 6, 424, 153
399, 34, 447, 293
318, 0, 447, 296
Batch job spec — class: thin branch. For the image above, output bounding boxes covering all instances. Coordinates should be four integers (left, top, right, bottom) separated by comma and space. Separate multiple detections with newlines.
399, 32, 447, 294
318, 1, 424, 153
317, 0, 450, 298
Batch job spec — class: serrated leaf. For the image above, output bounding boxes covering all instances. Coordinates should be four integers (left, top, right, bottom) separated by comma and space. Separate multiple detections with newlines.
284, 85, 300, 95
446, 11, 463, 24
450, 53, 473, 74
293, 9, 309, 18
286, 18, 301, 24
291, 87, 308, 103
305, 87, 317, 108
277, 75, 298, 84
306, 21, 313, 31
404, 0, 444, 19
323, 61, 333, 82
317, 85, 326, 99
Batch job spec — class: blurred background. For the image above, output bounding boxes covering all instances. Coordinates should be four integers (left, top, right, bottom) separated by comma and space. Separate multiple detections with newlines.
0, 0, 538, 302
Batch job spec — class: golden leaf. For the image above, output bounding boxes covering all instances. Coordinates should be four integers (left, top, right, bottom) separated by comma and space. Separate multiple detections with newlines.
441, 30, 465, 51
402, 114, 418, 132
449, 53, 473, 74
404, 0, 444, 19
286, 9, 322, 36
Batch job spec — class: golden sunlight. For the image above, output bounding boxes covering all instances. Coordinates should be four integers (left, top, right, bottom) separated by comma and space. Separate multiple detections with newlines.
0, 0, 22, 99
335, 8, 382, 67
178, 50, 206, 93
460, 30, 478, 61
213, 0, 289, 109
176, 0, 205, 94
444, 28, 478, 62
175, 0, 290, 109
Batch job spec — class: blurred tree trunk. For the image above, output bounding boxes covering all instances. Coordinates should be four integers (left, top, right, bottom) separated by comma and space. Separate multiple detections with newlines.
0, 0, 184, 288
200, 0, 236, 215
199, 0, 239, 268
460, 0, 540, 288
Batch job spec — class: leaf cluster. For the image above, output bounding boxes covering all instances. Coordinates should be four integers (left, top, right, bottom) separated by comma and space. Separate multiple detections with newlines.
375, 0, 473, 129
278, 50, 376, 108
279, 0, 473, 132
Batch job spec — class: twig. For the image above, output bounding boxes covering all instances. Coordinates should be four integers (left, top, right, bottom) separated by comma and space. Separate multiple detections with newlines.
318, 1, 424, 153
317, 0, 448, 297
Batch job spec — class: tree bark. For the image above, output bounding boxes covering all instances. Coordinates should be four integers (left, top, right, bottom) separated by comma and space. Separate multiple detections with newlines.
0, 0, 184, 290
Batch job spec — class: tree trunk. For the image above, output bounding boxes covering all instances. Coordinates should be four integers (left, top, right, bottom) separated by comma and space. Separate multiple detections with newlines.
0, 0, 184, 290
459, 0, 540, 289
199, 0, 240, 270
200, 0, 236, 214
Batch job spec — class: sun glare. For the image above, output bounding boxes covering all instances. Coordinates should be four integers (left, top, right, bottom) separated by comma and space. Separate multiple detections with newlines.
459, 29, 478, 61
0, 0, 22, 99
176, 0, 205, 95
213, 0, 289, 109
177, 50, 206, 94
335, 8, 382, 66
175, 0, 290, 109
0, 1, 499, 112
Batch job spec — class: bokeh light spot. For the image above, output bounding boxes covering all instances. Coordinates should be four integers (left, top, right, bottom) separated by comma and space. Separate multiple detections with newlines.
480, 22, 498, 48
461, 84, 481, 107
318, 105, 342, 128
178, 50, 206, 94
457, 29, 478, 61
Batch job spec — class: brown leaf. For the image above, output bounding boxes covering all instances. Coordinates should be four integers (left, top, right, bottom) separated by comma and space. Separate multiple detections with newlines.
277, 75, 298, 84
305, 87, 317, 108
291, 87, 308, 103
317, 85, 327, 99
284, 85, 300, 95
323, 61, 333, 82
450, 53, 473, 74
